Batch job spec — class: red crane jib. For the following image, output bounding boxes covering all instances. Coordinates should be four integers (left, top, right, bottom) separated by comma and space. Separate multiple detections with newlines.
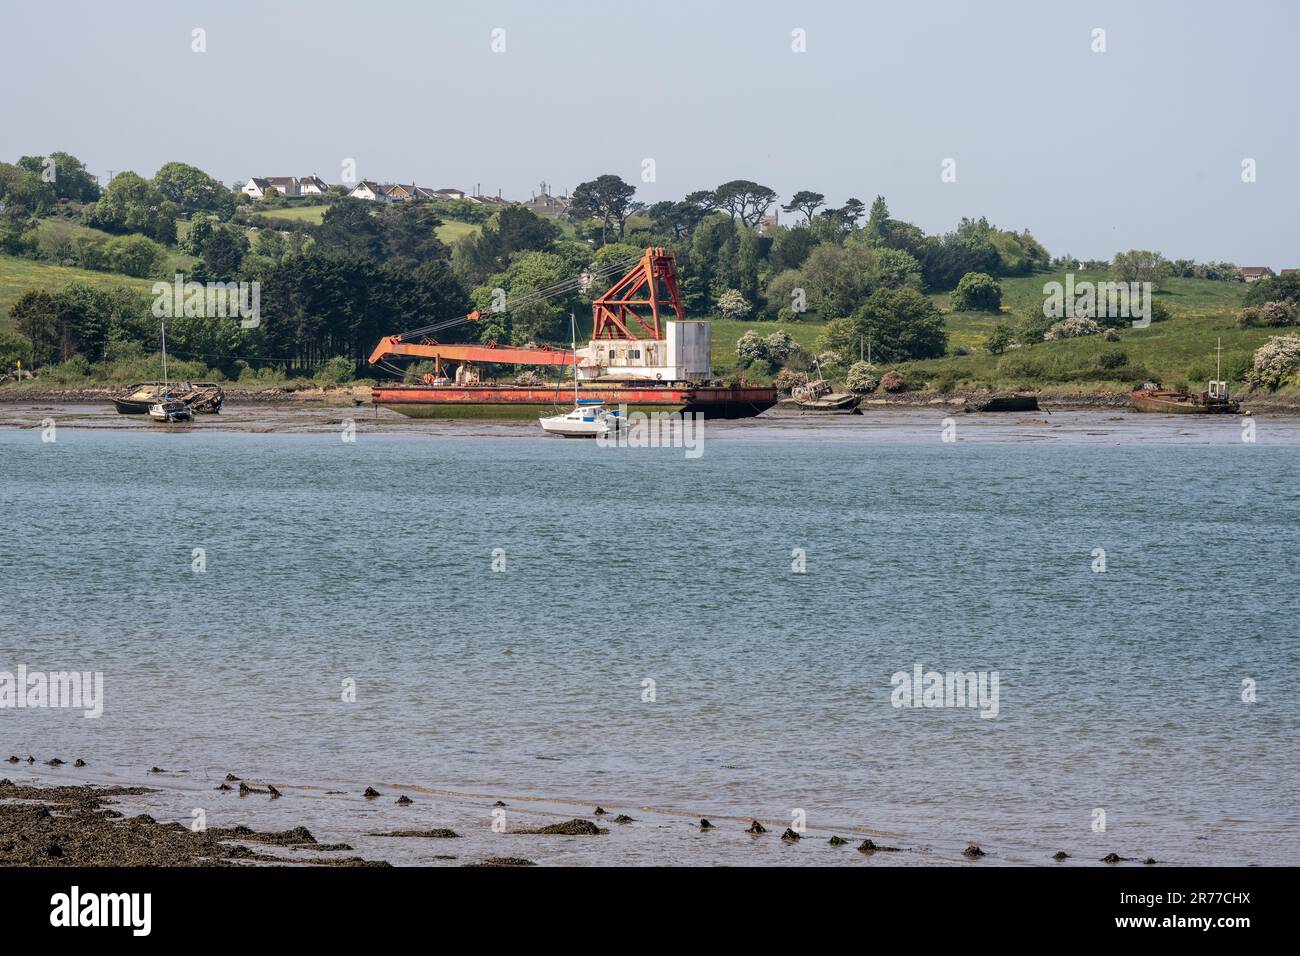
367, 247, 685, 368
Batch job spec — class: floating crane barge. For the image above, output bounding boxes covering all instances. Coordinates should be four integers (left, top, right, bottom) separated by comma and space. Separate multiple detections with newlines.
368, 247, 777, 419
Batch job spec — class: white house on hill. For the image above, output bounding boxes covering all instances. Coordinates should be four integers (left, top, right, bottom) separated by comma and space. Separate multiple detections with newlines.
242, 176, 303, 200
347, 180, 393, 202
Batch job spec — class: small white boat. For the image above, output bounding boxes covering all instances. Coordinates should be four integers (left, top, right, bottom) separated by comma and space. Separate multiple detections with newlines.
143, 319, 192, 423
539, 399, 620, 438
538, 313, 621, 438
148, 398, 192, 423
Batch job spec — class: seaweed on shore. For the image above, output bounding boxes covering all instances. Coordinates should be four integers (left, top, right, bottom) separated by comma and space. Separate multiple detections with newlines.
517, 819, 607, 836
0, 780, 382, 866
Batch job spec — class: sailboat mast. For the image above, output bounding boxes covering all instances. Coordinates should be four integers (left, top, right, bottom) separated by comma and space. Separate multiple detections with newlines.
161, 318, 169, 387
570, 313, 578, 403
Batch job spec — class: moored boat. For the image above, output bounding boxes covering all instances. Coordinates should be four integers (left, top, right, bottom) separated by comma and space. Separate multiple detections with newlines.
539, 399, 622, 438
147, 397, 192, 423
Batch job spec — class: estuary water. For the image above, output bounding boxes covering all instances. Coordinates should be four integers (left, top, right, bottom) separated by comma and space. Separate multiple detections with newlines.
1, 413, 1298, 866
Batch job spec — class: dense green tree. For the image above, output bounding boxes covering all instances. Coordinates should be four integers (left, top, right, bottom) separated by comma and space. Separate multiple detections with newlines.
866, 195, 889, 241
471, 251, 576, 344
568, 174, 638, 244
105, 234, 164, 278
10, 283, 128, 364
0, 204, 39, 255
17, 152, 100, 203
769, 225, 816, 273
781, 190, 825, 222
951, 271, 1003, 312
152, 161, 235, 217
850, 287, 947, 362
84, 172, 178, 243
1111, 249, 1172, 290
714, 180, 778, 227
454, 205, 560, 286
200, 226, 250, 279
0, 162, 57, 213
317, 198, 385, 259
376, 202, 450, 266
259, 251, 468, 369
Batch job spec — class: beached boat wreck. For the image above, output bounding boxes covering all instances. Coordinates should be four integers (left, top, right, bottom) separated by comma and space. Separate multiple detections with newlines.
1130, 382, 1239, 414
112, 382, 224, 415
964, 392, 1040, 413
779, 378, 861, 414
1130, 341, 1240, 415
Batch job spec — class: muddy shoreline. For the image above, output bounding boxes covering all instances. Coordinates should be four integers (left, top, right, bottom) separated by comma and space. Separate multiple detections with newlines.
3, 384, 1299, 416
0, 763, 1180, 868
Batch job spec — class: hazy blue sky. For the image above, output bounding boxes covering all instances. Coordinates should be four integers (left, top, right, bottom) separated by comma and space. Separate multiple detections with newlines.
3, 0, 1297, 265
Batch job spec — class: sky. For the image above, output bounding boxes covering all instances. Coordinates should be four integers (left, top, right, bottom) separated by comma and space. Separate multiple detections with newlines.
2, 0, 1298, 266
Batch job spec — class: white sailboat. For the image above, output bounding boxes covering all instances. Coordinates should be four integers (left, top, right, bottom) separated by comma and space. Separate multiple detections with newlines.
147, 319, 192, 423
539, 315, 621, 438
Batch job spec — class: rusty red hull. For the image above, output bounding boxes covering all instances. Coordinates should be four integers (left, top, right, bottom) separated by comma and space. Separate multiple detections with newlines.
372, 383, 777, 419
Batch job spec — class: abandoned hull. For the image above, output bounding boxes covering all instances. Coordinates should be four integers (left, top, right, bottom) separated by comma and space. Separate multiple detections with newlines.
373, 383, 777, 420
1130, 390, 1239, 414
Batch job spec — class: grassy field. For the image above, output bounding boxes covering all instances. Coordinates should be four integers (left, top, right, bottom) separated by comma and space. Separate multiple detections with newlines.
254, 205, 326, 224
0, 254, 158, 332
706, 317, 825, 371
904, 272, 1265, 393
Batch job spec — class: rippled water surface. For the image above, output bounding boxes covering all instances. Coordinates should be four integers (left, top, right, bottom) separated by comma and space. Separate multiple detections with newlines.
2, 417, 1297, 865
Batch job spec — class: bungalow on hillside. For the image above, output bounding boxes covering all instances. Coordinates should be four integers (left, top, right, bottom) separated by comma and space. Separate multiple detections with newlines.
241, 178, 271, 200
299, 175, 329, 195
386, 183, 420, 202
523, 192, 570, 215
348, 180, 393, 202
1240, 266, 1274, 283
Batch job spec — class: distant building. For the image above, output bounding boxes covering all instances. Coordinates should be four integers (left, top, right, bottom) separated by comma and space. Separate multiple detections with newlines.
347, 180, 393, 202
241, 176, 301, 199
385, 183, 420, 202
299, 175, 329, 195
1240, 266, 1274, 283
241, 178, 271, 200
523, 182, 570, 216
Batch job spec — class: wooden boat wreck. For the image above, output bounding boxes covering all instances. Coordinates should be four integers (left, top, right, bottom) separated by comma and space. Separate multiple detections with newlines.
964, 392, 1040, 413
112, 381, 224, 415
1130, 382, 1239, 414
779, 378, 862, 414
1130, 341, 1240, 415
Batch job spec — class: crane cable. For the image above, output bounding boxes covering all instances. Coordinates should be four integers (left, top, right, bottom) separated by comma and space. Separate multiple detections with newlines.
395, 255, 641, 343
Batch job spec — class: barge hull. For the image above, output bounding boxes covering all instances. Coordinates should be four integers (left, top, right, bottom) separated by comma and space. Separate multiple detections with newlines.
373, 384, 777, 420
